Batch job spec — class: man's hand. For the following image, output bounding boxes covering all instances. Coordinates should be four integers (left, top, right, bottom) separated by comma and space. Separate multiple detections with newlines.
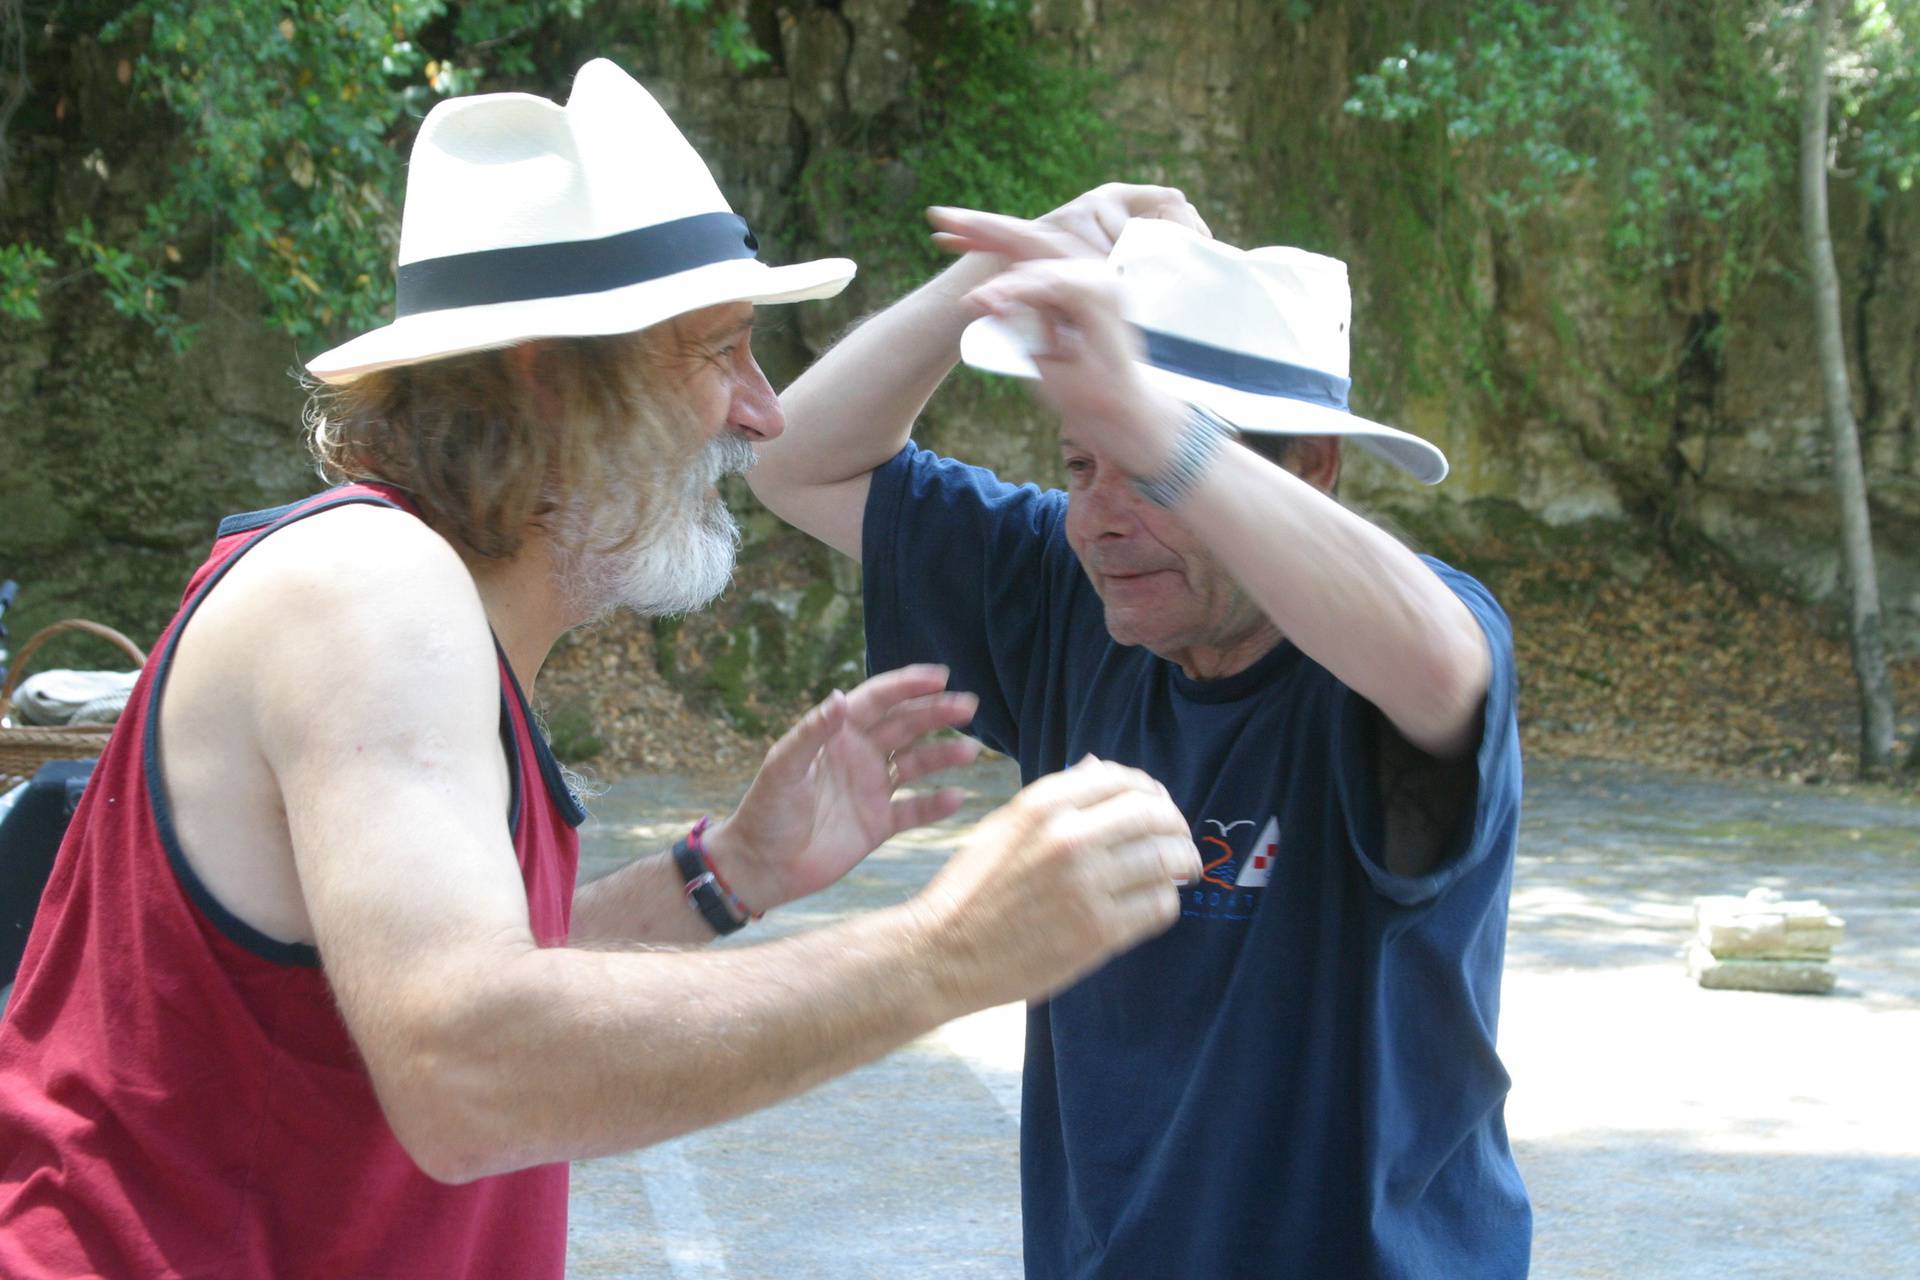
909, 757, 1201, 1007
929, 182, 1209, 263
704, 665, 982, 915
964, 257, 1188, 482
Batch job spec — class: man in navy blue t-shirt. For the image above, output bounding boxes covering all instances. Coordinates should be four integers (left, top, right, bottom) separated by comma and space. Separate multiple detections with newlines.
752, 186, 1530, 1279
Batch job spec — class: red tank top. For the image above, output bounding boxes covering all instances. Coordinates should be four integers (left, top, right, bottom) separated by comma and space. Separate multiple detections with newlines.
0, 485, 584, 1278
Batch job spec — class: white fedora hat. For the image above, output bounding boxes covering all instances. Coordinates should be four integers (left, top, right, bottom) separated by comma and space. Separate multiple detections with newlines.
959, 218, 1447, 484
306, 59, 855, 383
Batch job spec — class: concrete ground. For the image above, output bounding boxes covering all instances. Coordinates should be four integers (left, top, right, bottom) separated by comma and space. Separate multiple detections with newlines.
566, 756, 1920, 1280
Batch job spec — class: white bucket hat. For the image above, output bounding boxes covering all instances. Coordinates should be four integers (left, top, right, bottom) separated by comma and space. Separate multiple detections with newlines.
306, 59, 855, 384
958, 218, 1447, 484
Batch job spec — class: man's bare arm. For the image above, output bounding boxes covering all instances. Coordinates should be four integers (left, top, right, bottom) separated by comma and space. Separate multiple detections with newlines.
753, 184, 1205, 560
1173, 442, 1490, 758
249, 519, 1197, 1183
752, 255, 998, 560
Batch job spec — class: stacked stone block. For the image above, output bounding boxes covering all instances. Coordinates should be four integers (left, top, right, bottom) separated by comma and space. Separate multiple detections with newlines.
1686, 888, 1845, 994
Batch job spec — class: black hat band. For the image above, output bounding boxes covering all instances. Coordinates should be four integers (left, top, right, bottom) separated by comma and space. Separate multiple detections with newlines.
394, 212, 760, 318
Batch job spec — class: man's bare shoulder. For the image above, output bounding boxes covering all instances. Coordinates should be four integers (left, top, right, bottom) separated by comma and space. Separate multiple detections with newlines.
237, 501, 471, 600
215, 503, 486, 644
193, 502, 500, 733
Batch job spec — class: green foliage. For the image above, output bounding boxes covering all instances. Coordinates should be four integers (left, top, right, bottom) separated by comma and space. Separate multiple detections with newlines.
950, 0, 1031, 17
25, 0, 760, 346
95, 0, 446, 342
0, 243, 55, 322
62, 218, 193, 348
20, 0, 1123, 351
803, 4, 1125, 287
1343, 2, 1790, 303
912, 13, 1119, 218
1343, 0, 1920, 305
667, 0, 770, 71
442, 0, 588, 82
1837, 0, 1920, 201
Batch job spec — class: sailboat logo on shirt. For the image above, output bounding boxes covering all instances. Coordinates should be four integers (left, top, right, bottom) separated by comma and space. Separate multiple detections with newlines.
1233, 816, 1281, 888
1188, 816, 1280, 920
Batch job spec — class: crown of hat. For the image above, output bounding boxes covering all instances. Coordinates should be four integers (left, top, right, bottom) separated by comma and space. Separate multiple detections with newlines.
304, 59, 853, 383
397, 60, 731, 266
955, 218, 1445, 482
1109, 219, 1352, 381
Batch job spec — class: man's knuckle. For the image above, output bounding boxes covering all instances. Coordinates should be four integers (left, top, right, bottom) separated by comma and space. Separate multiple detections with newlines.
1046, 817, 1087, 865
1152, 887, 1180, 928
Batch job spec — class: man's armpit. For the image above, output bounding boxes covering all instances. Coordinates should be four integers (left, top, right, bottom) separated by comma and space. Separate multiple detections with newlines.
1375, 712, 1481, 879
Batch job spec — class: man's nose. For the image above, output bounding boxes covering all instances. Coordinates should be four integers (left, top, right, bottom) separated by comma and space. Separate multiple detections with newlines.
1083, 469, 1145, 537
730, 355, 785, 442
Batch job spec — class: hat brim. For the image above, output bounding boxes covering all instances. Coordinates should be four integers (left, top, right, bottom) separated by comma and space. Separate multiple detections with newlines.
959, 314, 1449, 485
306, 255, 856, 384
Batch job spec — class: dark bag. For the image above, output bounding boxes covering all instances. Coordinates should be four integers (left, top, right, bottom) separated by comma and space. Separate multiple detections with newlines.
0, 758, 94, 987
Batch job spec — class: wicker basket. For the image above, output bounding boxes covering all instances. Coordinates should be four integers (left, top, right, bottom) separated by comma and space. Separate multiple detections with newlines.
0, 619, 148, 791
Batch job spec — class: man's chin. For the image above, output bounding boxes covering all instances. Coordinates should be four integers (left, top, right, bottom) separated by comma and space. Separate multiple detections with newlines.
612, 549, 737, 620
1100, 607, 1155, 653
623, 571, 734, 620
564, 532, 738, 623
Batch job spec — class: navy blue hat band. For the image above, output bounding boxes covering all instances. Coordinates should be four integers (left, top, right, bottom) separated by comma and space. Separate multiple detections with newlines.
394, 212, 760, 318
1137, 326, 1351, 412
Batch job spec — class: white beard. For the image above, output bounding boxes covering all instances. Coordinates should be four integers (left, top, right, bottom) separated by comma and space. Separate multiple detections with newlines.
556, 434, 756, 622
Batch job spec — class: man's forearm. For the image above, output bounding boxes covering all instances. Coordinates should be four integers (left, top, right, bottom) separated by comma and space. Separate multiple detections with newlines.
1183, 442, 1491, 759
757, 254, 997, 492
569, 849, 717, 947
386, 903, 958, 1182
346, 758, 1198, 1187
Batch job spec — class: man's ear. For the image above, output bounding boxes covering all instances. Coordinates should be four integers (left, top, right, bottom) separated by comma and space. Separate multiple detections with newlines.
1290, 435, 1341, 494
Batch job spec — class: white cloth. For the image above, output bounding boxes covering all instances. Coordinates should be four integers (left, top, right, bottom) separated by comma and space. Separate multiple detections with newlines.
11, 669, 139, 727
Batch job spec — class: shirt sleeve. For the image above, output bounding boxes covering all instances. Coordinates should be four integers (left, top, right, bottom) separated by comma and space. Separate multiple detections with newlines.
861, 442, 1070, 759
1329, 559, 1522, 906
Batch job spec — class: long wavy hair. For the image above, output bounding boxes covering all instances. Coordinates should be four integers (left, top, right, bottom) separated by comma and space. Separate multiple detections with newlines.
302, 330, 696, 560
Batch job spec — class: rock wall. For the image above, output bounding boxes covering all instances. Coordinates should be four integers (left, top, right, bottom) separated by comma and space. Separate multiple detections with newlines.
4, 0, 1916, 739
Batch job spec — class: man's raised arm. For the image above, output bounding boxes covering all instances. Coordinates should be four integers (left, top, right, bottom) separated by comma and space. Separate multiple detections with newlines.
945, 235, 1490, 762
752, 184, 1205, 560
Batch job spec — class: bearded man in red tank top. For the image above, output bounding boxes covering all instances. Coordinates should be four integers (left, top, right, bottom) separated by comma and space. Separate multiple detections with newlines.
0, 60, 1201, 1279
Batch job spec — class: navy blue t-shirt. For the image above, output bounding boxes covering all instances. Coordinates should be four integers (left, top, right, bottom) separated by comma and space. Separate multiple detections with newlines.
863, 443, 1530, 1279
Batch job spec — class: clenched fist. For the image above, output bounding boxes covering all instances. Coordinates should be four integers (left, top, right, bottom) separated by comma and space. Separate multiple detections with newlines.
909, 756, 1201, 1010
